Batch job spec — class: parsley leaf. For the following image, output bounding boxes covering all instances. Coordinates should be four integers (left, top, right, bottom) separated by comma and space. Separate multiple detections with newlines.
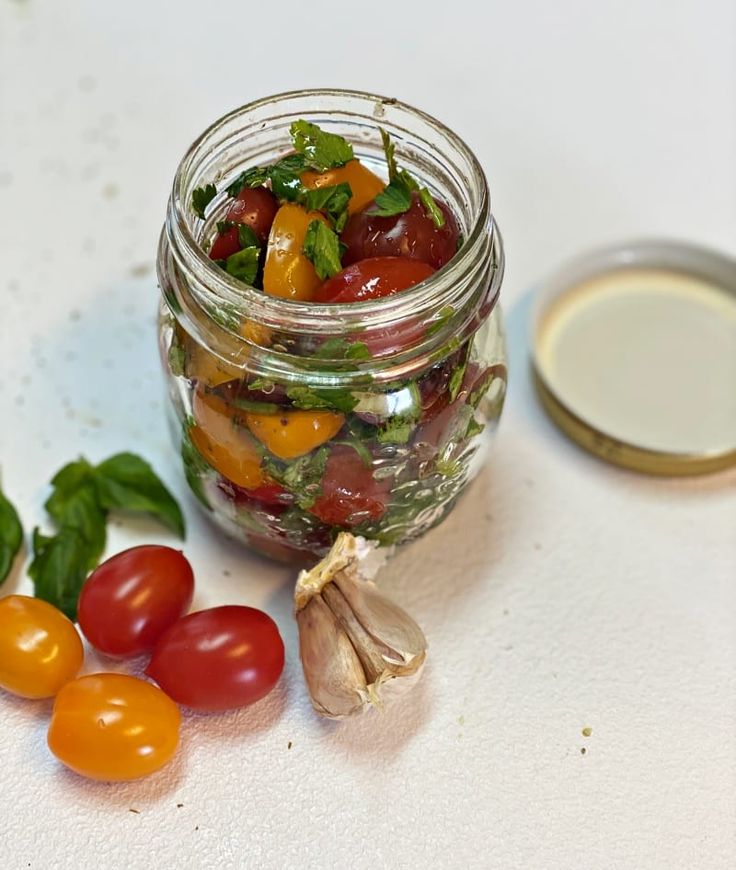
291, 120, 353, 171
465, 417, 486, 439
0, 481, 23, 584
287, 385, 357, 413
238, 225, 260, 249
225, 246, 260, 285
370, 128, 446, 227
95, 453, 185, 538
302, 182, 353, 230
269, 154, 308, 201
181, 424, 212, 510
314, 338, 371, 361
264, 447, 330, 510
376, 418, 415, 445
367, 180, 412, 218
226, 166, 271, 198
192, 183, 217, 219
419, 187, 446, 228
302, 220, 344, 279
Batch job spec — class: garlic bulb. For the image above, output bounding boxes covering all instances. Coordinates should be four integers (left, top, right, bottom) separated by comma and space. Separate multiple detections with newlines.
295, 533, 427, 719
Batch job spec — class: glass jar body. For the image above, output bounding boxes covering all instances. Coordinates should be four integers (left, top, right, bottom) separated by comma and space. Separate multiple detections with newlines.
157, 90, 507, 562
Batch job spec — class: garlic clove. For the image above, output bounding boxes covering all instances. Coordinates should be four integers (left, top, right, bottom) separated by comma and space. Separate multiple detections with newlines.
296, 593, 368, 719
295, 532, 428, 719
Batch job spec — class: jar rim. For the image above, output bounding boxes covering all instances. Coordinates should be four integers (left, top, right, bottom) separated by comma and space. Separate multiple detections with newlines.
167, 88, 495, 327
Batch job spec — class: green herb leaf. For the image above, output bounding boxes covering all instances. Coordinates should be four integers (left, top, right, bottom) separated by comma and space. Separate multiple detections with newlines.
373, 128, 446, 225
287, 385, 357, 414
419, 187, 446, 228
237, 224, 260, 249
181, 425, 212, 510
226, 166, 271, 198
376, 418, 415, 444
95, 453, 185, 537
427, 305, 455, 337
0, 483, 23, 584
269, 154, 308, 202
45, 460, 107, 569
366, 180, 412, 218
379, 127, 399, 181
225, 246, 260, 285
29, 526, 91, 621
192, 183, 217, 219
216, 220, 235, 235
334, 439, 373, 467
465, 417, 486, 439
448, 360, 467, 402
291, 120, 353, 172
302, 182, 353, 229
302, 220, 344, 279
230, 397, 282, 414
265, 447, 330, 510
314, 337, 371, 361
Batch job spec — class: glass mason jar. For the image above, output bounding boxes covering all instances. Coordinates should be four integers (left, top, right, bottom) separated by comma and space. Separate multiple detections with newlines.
157, 89, 507, 563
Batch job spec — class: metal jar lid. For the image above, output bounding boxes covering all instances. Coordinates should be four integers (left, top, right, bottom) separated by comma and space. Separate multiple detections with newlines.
531, 239, 736, 475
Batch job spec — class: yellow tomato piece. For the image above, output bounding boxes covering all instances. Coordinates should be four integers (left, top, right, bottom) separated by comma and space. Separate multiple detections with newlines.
0, 596, 83, 699
301, 159, 385, 214
263, 204, 328, 301
184, 333, 243, 387
190, 386, 265, 489
47, 673, 180, 782
245, 409, 345, 460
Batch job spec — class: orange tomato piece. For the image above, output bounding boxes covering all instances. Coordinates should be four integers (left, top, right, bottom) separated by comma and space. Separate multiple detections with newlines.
263, 204, 328, 301
245, 409, 345, 460
0, 596, 84, 699
47, 673, 180, 782
301, 159, 385, 214
190, 385, 266, 489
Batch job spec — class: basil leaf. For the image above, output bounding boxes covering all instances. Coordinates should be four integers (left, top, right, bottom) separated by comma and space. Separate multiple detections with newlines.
287, 385, 357, 413
216, 220, 235, 235
226, 166, 271, 198
302, 220, 344, 279
29, 526, 91, 621
45, 460, 107, 569
0, 483, 23, 583
367, 180, 412, 218
225, 246, 260, 285
192, 183, 217, 219
302, 183, 352, 229
290, 120, 353, 171
95, 453, 185, 537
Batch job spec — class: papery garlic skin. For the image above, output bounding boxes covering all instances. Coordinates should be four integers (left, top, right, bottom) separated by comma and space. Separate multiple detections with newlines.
295, 533, 427, 719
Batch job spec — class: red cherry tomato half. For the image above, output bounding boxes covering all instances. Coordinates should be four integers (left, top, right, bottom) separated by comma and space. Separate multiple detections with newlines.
217, 477, 290, 510
209, 225, 241, 260
341, 192, 460, 270
310, 444, 392, 527
314, 256, 434, 304
226, 185, 279, 245
145, 606, 285, 712
77, 546, 194, 658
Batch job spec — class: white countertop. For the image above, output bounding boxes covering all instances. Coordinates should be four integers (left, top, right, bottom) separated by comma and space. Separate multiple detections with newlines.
1, 1, 734, 868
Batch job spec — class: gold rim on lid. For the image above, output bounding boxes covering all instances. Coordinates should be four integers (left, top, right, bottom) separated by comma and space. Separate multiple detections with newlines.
531, 239, 736, 476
